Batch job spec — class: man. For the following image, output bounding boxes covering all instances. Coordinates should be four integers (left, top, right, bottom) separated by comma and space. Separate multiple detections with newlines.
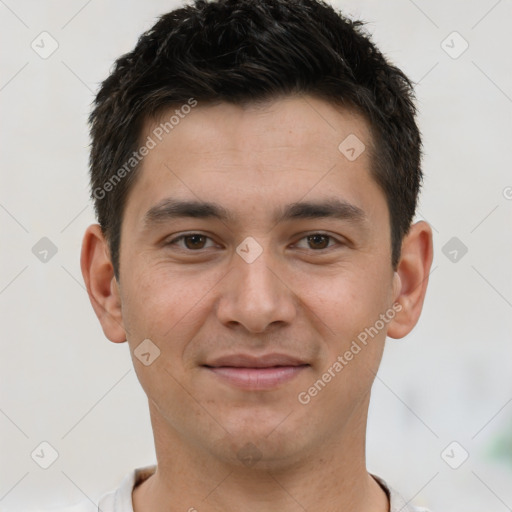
76, 0, 434, 510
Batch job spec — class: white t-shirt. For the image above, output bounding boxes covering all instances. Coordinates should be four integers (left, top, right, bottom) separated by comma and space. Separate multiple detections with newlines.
37, 465, 431, 512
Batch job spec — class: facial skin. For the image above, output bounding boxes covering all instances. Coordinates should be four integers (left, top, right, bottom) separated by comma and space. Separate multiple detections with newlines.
81, 95, 433, 512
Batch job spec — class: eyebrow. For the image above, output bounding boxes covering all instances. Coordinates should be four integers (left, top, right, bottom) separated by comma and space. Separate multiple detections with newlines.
142, 197, 367, 230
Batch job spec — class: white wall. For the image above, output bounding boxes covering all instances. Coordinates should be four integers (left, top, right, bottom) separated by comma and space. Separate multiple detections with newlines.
1, 1, 511, 510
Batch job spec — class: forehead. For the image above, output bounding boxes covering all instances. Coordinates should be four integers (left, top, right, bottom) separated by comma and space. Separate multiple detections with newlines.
123, 95, 384, 230
147, 96, 372, 161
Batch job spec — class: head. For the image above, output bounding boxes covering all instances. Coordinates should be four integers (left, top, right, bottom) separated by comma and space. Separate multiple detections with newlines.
82, 0, 432, 470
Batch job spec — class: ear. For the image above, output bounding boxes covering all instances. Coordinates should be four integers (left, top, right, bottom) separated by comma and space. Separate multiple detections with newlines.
80, 224, 127, 343
387, 220, 433, 339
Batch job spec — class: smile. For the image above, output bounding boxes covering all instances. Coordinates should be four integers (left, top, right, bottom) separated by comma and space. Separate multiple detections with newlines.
203, 364, 310, 390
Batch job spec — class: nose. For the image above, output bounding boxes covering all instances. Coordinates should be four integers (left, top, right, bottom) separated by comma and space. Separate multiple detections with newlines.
215, 244, 297, 334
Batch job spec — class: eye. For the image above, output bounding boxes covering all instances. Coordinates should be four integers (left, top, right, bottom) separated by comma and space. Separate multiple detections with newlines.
165, 232, 343, 252
294, 233, 341, 251
166, 233, 217, 251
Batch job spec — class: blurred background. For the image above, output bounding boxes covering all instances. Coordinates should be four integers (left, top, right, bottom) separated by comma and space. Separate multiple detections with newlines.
1, 1, 511, 510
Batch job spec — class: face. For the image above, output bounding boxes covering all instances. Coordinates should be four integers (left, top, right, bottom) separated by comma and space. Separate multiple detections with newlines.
86, 95, 419, 468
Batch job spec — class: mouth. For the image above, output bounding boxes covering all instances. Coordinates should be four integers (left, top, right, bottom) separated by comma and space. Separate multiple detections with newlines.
202, 353, 310, 390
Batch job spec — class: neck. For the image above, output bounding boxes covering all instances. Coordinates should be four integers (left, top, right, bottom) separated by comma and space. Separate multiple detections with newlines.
133, 396, 389, 512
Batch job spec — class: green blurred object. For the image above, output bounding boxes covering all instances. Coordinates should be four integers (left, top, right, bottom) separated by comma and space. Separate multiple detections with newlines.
488, 420, 512, 466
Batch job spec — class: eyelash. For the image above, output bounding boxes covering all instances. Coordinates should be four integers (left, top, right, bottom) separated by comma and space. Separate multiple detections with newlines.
165, 232, 343, 252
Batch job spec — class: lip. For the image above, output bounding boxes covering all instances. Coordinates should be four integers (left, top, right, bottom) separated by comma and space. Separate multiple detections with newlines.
205, 353, 308, 368
203, 353, 309, 390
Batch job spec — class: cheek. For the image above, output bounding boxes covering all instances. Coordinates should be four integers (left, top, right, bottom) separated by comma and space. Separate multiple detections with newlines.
306, 269, 392, 400
305, 270, 391, 405
121, 263, 222, 347
309, 265, 392, 336
119, 266, 207, 411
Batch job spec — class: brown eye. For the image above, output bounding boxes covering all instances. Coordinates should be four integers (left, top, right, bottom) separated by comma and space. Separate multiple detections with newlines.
167, 233, 215, 251
292, 233, 340, 251
306, 234, 331, 250
183, 234, 207, 249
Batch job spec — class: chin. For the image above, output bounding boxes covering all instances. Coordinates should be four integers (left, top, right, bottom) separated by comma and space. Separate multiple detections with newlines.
211, 416, 310, 467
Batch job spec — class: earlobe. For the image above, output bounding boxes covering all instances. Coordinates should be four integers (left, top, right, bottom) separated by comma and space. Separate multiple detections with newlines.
80, 224, 127, 343
387, 221, 433, 340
